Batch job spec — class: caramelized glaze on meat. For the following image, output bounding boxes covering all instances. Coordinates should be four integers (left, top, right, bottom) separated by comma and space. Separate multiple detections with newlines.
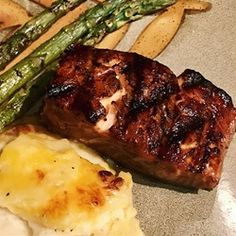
43, 45, 236, 189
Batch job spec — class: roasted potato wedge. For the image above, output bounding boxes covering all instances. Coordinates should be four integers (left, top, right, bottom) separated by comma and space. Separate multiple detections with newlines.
130, 0, 211, 58
0, 0, 31, 31
183, 0, 211, 10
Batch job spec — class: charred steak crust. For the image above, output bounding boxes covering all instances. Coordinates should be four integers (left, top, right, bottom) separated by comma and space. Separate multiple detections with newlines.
43, 45, 236, 189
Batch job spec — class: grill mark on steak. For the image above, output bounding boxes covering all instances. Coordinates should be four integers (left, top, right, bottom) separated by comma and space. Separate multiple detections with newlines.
42, 45, 236, 189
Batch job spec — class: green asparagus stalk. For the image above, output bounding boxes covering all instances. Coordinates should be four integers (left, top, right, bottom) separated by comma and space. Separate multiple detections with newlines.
0, 0, 87, 70
0, 0, 130, 104
83, 0, 176, 45
0, 68, 55, 130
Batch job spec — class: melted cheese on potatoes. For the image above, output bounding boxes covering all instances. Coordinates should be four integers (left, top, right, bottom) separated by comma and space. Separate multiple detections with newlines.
0, 130, 143, 236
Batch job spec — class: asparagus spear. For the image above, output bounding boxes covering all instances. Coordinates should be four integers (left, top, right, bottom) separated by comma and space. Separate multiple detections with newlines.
0, 0, 87, 70
0, 69, 55, 130
82, 0, 176, 46
0, 0, 130, 104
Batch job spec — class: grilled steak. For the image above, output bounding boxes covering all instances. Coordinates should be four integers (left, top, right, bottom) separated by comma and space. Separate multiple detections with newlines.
42, 45, 236, 189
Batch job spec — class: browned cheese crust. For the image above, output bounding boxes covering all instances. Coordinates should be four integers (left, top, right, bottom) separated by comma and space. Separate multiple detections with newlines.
42, 45, 236, 190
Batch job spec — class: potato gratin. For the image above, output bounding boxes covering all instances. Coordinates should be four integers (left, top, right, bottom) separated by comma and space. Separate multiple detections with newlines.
0, 125, 143, 236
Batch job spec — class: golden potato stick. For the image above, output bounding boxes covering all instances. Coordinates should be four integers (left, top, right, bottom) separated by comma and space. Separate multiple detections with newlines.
0, 0, 31, 30
130, 2, 184, 58
95, 0, 129, 49
31, 0, 55, 7
183, 0, 211, 10
0, 3, 87, 74
130, 0, 211, 58
95, 24, 129, 49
